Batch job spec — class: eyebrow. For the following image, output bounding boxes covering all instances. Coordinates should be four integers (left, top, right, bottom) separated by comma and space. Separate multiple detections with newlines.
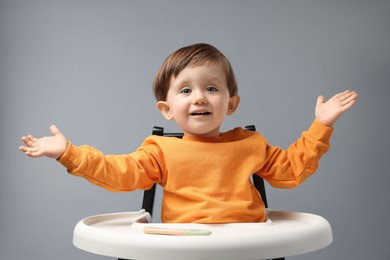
204, 76, 226, 87
170, 72, 225, 88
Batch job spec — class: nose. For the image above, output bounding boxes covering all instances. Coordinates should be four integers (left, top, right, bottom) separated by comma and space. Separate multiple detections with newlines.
192, 90, 207, 105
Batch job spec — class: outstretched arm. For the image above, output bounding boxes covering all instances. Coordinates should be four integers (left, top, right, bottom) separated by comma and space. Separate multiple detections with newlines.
19, 125, 68, 159
315, 90, 358, 127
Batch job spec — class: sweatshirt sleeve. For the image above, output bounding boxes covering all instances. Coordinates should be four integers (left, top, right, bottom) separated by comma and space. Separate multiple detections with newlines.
259, 119, 334, 188
57, 141, 163, 192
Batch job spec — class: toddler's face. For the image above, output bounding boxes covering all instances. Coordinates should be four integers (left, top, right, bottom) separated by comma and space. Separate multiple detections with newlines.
157, 63, 239, 138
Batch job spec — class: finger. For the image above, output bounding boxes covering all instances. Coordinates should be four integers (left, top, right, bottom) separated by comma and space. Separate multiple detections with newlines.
340, 92, 358, 106
338, 90, 358, 101
49, 125, 61, 136
24, 147, 40, 157
23, 135, 38, 147
335, 90, 351, 99
21, 136, 34, 147
21, 136, 29, 146
341, 100, 356, 111
317, 95, 325, 105
339, 89, 351, 95
343, 93, 358, 103
25, 150, 36, 157
26, 135, 37, 142
346, 91, 358, 100
19, 145, 33, 155
19, 145, 28, 152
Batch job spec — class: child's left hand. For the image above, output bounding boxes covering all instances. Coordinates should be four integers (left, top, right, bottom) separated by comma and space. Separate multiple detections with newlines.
315, 90, 358, 127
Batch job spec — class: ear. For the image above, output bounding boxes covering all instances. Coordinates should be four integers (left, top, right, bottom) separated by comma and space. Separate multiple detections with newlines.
226, 95, 240, 115
156, 101, 174, 120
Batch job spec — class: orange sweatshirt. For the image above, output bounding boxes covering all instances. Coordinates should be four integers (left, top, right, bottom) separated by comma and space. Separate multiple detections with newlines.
58, 120, 333, 223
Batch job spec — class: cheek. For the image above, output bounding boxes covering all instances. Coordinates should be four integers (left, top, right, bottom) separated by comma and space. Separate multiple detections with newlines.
170, 99, 188, 115
216, 98, 231, 113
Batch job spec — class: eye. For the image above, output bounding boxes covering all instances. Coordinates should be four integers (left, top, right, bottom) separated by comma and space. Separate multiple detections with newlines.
179, 87, 192, 94
206, 86, 218, 92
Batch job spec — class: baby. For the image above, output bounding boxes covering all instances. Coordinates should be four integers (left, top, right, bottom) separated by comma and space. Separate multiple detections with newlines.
19, 43, 358, 223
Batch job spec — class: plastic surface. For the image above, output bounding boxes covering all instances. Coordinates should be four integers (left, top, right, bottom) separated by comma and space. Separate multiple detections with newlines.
73, 210, 332, 260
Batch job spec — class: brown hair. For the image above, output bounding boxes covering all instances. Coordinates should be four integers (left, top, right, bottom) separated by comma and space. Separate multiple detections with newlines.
153, 43, 238, 101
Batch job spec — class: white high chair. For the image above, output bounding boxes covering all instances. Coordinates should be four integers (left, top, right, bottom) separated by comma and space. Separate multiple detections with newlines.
73, 126, 333, 260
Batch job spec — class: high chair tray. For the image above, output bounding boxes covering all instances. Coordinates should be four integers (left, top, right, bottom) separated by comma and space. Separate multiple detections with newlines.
73, 210, 332, 260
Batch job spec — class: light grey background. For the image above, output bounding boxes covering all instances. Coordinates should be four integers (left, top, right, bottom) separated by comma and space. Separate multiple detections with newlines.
1, 0, 389, 259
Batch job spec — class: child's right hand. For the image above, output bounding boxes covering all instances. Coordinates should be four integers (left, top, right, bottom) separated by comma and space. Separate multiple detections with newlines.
19, 125, 68, 159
